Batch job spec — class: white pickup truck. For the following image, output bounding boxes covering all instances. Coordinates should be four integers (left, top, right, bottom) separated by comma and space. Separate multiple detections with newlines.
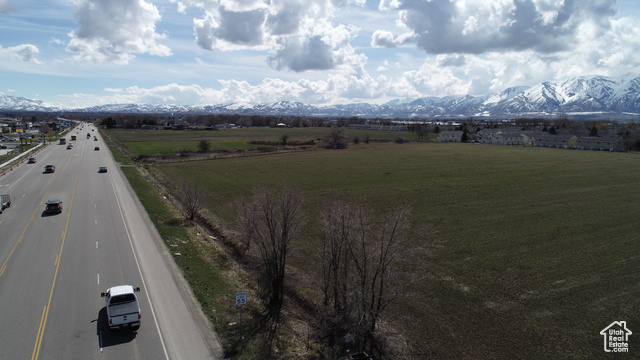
100, 285, 141, 330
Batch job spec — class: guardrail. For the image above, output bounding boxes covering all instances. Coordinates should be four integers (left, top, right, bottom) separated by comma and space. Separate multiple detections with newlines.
0, 142, 48, 177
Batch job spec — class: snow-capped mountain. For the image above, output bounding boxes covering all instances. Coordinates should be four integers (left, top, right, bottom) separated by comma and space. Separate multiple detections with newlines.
494, 74, 640, 116
0, 95, 61, 112
2, 74, 640, 119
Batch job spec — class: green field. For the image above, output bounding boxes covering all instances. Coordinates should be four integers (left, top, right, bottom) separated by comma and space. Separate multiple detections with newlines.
108, 128, 640, 358
107, 127, 417, 155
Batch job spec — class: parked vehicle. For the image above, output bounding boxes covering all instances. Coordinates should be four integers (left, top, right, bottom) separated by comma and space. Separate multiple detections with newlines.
0, 194, 10, 214
101, 285, 141, 330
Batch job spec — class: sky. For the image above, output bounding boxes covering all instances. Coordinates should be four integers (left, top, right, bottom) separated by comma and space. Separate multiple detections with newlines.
1, 0, 640, 109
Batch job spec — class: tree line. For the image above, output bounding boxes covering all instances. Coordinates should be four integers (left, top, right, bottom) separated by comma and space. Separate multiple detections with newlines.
175, 181, 432, 358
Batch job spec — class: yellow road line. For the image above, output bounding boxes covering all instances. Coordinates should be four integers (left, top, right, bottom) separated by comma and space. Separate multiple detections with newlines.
31, 175, 78, 360
0, 148, 74, 278
32, 306, 47, 359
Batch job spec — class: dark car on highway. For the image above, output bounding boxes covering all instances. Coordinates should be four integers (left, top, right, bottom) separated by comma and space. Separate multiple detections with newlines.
28, 157, 36, 163
44, 165, 55, 173
45, 200, 63, 214
98, 166, 107, 173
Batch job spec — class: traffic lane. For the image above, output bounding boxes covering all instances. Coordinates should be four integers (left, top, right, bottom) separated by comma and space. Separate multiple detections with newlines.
0, 143, 64, 240
108, 150, 223, 359
39, 158, 166, 360
0, 139, 103, 360
0, 140, 75, 281
0, 177, 75, 360
37, 170, 112, 360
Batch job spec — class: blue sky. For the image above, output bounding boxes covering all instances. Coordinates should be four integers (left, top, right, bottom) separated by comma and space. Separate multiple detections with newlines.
1, 0, 640, 108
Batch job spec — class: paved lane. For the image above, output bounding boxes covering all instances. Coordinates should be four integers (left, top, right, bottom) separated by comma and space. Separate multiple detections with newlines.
0, 126, 222, 359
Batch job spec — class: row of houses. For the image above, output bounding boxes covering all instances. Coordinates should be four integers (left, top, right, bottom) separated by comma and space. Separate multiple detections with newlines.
438, 130, 625, 152
346, 124, 409, 131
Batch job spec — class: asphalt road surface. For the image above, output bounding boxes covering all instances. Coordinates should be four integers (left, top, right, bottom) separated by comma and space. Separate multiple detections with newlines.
0, 126, 223, 359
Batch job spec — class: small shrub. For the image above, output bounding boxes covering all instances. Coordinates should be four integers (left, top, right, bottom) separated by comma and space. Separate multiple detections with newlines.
319, 129, 349, 149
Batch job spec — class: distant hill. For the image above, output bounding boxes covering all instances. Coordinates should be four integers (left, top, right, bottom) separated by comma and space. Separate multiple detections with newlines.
2, 74, 640, 119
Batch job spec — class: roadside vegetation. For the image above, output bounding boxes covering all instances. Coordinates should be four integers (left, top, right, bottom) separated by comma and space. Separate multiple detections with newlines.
104, 124, 640, 359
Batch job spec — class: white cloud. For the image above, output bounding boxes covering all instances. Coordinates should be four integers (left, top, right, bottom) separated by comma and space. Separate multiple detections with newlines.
6, 0, 640, 108
66, 0, 171, 64
184, 0, 367, 72
195, 7, 266, 49
371, 30, 397, 48
376, 0, 616, 55
0, 0, 14, 14
0, 44, 41, 63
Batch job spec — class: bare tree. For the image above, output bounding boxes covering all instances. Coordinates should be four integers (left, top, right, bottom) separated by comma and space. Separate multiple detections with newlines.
177, 179, 205, 221
320, 128, 349, 149
230, 193, 257, 255
319, 194, 427, 357
248, 184, 303, 321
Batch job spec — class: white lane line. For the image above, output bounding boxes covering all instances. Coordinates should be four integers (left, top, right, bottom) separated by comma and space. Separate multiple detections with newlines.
110, 171, 169, 359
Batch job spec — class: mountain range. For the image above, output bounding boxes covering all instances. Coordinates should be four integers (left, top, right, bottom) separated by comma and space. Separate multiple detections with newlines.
2, 74, 640, 120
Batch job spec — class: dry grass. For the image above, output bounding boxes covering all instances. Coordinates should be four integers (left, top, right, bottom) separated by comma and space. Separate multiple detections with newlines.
111, 128, 640, 359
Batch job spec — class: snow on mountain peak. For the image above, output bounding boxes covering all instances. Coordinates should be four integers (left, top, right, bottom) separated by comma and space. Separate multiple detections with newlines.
2, 74, 640, 119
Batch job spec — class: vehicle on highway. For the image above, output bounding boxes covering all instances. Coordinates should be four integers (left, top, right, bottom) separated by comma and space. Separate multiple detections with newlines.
98, 166, 107, 173
59, 138, 66, 145
94, 137, 98, 141
94, 146, 99, 151
0, 194, 10, 214
87, 133, 91, 138
45, 200, 63, 214
71, 135, 77, 141
67, 143, 73, 149
28, 157, 36, 163
101, 285, 141, 330
44, 165, 55, 173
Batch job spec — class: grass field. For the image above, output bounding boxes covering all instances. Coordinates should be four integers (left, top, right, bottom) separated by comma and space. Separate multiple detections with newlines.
107, 127, 417, 155
108, 128, 640, 359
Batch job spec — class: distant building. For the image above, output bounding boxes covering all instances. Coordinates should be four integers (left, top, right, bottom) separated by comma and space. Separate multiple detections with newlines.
346, 124, 408, 131
575, 135, 624, 151
438, 131, 464, 142
215, 123, 236, 129
532, 134, 577, 149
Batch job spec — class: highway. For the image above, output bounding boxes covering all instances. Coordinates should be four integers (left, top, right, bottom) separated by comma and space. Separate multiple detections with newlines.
0, 126, 222, 359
